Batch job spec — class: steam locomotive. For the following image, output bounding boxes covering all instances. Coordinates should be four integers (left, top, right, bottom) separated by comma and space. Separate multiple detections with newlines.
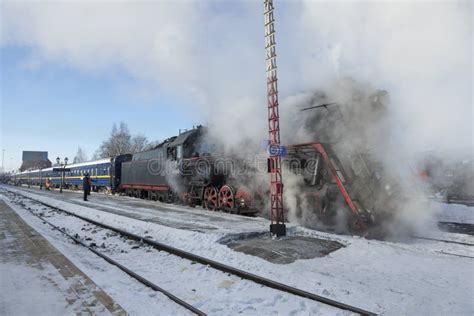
119, 126, 263, 215
11, 82, 417, 236
11, 122, 396, 235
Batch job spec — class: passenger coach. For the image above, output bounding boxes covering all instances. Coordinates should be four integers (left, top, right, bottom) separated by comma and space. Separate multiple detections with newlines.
12, 154, 131, 193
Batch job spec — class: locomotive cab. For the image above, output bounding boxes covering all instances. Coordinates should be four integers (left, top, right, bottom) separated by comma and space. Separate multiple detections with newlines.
285, 142, 375, 233
167, 126, 207, 161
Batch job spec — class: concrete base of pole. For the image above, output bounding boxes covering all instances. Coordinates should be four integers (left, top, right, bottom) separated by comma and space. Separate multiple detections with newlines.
270, 223, 286, 237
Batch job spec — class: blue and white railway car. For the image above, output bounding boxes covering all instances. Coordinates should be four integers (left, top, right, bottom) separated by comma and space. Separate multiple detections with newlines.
61, 154, 131, 192
12, 154, 131, 193
13, 168, 49, 186
63, 158, 112, 190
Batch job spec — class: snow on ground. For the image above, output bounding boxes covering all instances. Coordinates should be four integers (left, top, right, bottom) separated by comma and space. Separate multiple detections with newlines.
0, 262, 83, 316
0, 194, 194, 316
3, 192, 346, 315
2, 185, 474, 315
433, 200, 474, 224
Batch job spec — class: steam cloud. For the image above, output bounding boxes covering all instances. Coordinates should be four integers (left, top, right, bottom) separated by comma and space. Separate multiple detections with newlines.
2, 2, 470, 151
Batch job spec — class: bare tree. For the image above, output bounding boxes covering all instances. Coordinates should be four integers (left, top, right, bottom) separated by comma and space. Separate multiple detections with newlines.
96, 122, 150, 158
91, 151, 101, 160
131, 134, 149, 153
96, 122, 130, 158
73, 147, 88, 163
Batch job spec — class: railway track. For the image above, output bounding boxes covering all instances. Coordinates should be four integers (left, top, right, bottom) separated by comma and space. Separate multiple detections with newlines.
411, 235, 474, 247
438, 221, 474, 236
411, 232, 474, 259
411, 222, 474, 247
21, 203, 205, 315
3, 188, 377, 316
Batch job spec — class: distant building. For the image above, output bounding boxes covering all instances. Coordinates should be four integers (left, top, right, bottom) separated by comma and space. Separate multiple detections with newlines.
20, 151, 52, 171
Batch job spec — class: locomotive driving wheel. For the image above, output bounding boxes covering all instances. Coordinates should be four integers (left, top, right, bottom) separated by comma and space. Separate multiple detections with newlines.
203, 186, 218, 211
218, 185, 236, 213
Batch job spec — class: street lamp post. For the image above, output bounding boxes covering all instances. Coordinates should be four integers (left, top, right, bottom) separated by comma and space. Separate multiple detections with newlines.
56, 157, 68, 193
39, 167, 43, 190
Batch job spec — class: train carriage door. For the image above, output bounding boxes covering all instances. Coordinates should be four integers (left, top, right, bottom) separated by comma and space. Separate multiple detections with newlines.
109, 161, 115, 190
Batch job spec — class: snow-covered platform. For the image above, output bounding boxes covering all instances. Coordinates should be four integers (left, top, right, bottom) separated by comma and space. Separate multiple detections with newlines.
0, 200, 125, 315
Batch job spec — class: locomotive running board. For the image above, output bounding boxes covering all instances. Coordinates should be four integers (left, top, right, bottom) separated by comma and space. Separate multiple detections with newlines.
287, 142, 367, 230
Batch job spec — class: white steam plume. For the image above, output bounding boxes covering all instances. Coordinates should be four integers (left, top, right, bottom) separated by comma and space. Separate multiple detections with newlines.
2, 1, 470, 152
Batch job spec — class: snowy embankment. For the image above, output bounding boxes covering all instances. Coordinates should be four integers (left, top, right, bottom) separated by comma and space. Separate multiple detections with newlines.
3, 185, 474, 315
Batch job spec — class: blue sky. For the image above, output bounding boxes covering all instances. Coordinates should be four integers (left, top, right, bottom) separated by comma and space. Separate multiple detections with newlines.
1, 45, 198, 171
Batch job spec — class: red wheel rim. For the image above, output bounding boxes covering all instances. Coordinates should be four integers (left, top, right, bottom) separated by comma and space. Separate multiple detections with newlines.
203, 186, 218, 211
218, 185, 235, 212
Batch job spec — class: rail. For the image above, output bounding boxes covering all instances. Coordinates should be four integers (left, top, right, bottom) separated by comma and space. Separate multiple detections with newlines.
7, 188, 377, 316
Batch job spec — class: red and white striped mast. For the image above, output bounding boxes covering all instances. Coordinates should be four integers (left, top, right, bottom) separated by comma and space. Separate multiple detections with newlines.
264, 0, 285, 236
